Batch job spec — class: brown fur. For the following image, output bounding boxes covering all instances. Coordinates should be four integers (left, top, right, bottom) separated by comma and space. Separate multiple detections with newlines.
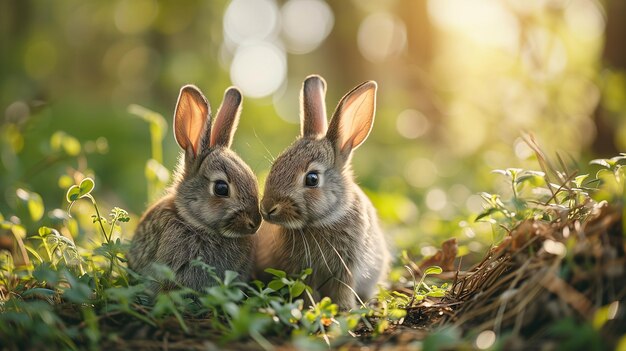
255, 76, 390, 309
128, 85, 261, 292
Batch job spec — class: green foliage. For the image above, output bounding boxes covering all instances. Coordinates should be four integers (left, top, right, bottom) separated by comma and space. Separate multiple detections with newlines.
473, 155, 626, 244
128, 104, 170, 203
3, 174, 447, 348
2, 135, 625, 349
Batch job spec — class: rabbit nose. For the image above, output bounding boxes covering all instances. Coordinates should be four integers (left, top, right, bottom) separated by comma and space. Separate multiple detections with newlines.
248, 208, 262, 228
263, 204, 281, 220
244, 218, 259, 234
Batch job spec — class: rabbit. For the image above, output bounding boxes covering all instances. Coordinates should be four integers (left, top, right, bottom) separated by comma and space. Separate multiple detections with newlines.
255, 75, 390, 310
128, 84, 262, 292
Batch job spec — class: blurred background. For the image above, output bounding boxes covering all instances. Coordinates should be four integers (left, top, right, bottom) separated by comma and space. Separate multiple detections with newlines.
1, 0, 625, 261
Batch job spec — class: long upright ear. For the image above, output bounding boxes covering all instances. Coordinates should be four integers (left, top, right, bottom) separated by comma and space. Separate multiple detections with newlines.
174, 85, 212, 160
210, 87, 243, 148
300, 75, 328, 138
327, 81, 377, 160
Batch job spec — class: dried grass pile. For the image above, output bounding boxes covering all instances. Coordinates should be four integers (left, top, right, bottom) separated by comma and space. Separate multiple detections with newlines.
442, 201, 624, 349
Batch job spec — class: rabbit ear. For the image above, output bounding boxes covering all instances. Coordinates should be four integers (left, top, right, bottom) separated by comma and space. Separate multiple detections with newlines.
300, 75, 328, 138
210, 87, 243, 148
174, 85, 212, 159
327, 81, 377, 160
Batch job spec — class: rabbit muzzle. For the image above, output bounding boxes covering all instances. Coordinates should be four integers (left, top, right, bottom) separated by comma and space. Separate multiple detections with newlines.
260, 197, 305, 229
225, 206, 262, 236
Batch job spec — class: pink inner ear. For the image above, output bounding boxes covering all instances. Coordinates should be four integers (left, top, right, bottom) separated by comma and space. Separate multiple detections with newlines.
187, 99, 207, 154
174, 87, 210, 156
339, 88, 375, 151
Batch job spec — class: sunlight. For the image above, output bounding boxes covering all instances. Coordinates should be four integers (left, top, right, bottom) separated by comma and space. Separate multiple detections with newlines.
427, 0, 519, 53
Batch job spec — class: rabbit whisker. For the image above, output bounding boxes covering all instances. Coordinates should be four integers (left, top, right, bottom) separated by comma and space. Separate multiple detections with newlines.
333, 278, 367, 309
252, 128, 276, 163
321, 234, 353, 278
308, 230, 333, 275
301, 230, 312, 270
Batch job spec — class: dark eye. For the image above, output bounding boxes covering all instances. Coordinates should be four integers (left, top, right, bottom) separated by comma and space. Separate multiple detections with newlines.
214, 180, 229, 197
305, 171, 319, 187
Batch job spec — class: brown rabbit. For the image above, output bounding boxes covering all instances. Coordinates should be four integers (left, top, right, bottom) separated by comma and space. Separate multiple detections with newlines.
128, 85, 261, 291
255, 75, 390, 309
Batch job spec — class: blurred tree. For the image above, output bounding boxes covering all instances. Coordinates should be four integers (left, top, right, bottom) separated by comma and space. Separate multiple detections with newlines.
593, 0, 625, 156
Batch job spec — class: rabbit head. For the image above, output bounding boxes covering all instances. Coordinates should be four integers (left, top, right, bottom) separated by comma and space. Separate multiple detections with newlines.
173, 85, 261, 237
261, 75, 377, 229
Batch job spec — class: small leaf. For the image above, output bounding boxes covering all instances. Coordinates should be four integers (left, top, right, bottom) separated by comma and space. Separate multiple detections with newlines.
574, 174, 589, 188
426, 290, 446, 297
590, 159, 611, 168
224, 270, 239, 286
66, 185, 80, 203
506, 168, 522, 178
79, 178, 95, 197
388, 308, 407, 320
424, 266, 443, 276
475, 207, 502, 222
22, 288, 56, 298
223, 302, 240, 318
38, 226, 53, 237
290, 280, 306, 298
268, 280, 286, 291
264, 268, 286, 278
27, 192, 44, 222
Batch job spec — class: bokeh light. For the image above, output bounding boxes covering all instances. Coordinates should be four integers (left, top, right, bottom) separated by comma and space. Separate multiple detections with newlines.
475, 330, 496, 349
223, 0, 279, 45
230, 42, 287, 98
281, 0, 334, 54
396, 109, 430, 139
425, 188, 447, 211
357, 12, 407, 63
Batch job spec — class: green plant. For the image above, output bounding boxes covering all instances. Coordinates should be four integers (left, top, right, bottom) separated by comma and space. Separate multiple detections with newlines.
128, 104, 170, 203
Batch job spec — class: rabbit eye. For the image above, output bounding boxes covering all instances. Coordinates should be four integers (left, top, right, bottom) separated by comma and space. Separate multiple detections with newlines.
304, 171, 320, 187
214, 180, 229, 197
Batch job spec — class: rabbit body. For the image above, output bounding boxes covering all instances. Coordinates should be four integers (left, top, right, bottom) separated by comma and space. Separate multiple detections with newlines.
128, 85, 261, 291
256, 76, 390, 309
